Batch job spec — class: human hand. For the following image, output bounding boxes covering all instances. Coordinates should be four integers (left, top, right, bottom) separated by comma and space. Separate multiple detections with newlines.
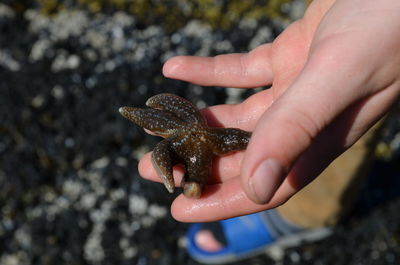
139, 0, 400, 222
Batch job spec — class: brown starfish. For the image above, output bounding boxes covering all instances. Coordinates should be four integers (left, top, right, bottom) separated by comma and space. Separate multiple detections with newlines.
119, 93, 251, 198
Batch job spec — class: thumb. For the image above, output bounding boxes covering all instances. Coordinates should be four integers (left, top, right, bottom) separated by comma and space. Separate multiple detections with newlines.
240, 52, 372, 204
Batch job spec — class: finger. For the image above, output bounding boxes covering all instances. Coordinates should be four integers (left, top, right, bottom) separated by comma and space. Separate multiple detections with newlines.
170, 175, 297, 222
201, 89, 273, 130
139, 152, 184, 186
142, 88, 272, 134
163, 44, 273, 88
139, 151, 246, 185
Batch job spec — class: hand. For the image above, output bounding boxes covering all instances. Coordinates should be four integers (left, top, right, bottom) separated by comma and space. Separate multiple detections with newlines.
139, 0, 400, 222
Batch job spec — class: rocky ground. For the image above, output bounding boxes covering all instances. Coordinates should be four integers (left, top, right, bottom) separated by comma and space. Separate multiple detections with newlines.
0, 2, 399, 265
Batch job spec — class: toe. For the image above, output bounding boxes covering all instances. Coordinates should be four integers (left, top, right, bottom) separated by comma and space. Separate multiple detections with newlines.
195, 230, 224, 252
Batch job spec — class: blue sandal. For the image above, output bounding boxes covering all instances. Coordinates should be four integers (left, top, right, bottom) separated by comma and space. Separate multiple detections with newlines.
186, 211, 332, 264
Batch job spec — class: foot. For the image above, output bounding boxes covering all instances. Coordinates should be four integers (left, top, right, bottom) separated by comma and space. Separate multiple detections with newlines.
186, 210, 332, 264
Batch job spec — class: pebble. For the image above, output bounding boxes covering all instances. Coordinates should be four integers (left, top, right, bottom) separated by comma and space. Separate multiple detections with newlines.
132, 145, 150, 161
91, 156, 110, 169
29, 39, 51, 62
0, 3, 14, 18
148, 204, 168, 219
31, 94, 45, 108
248, 26, 273, 50
225, 87, 244, 104
0, 50, 20, 71
110, 188, 126, 200
129, 195, 149, 216
80, 193, 97, 210
51, 85, 65, 99
62, 179, 84, 200
51, 52, 81, 72
115, 156, 128, 167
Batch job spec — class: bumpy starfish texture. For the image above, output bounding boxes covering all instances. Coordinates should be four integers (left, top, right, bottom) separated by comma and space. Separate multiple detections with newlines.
119, 93, 251, 198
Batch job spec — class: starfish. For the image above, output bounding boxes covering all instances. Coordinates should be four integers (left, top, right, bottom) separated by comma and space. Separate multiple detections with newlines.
119, 93, 251, 198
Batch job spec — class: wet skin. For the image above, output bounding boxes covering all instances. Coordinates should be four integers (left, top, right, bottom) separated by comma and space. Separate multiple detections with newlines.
119, 93, 251, 198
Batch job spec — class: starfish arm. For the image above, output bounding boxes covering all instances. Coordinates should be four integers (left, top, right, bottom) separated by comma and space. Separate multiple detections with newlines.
146, 93, 206, 124
207, 127, 252, 155
119, 107, 185, 137
173, 139, 213, 198
177, 142, 213, 198
151, 138, 180, 193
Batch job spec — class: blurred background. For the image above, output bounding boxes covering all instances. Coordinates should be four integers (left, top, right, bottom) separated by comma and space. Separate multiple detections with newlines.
0, 0, 399, 264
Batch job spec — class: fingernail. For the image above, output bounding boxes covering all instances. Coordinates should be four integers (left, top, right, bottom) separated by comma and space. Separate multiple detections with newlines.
248, 159, 284, 204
